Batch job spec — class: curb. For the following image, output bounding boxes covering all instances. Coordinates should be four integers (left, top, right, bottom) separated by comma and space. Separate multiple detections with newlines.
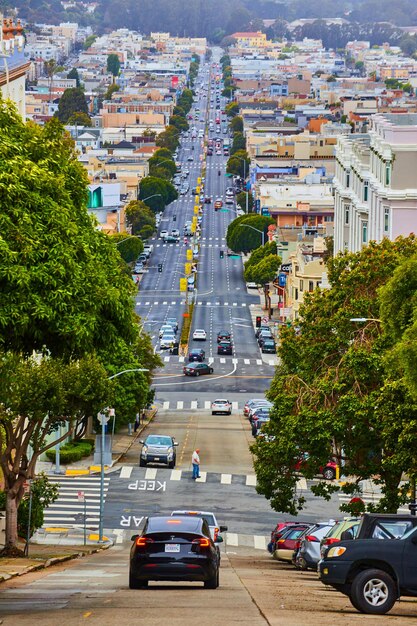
0, 542, 111, 584
110, 409, 157, 467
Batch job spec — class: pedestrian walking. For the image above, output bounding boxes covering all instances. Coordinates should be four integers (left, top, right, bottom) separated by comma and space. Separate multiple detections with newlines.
191, 448, 201, 479
134, 414, 140, 433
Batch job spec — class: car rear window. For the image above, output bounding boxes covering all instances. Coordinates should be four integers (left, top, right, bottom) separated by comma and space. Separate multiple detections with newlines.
372, 520, 414, 539
172, 512, 216, 526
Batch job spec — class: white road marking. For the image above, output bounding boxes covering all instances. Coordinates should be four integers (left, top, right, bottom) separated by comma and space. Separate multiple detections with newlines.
226, 533, 239, 546
256, 359, 262, 365
195, 472, 207, 483
204, 401, 211, 409
220, 358, 226, 363
164, 356, 170, 362
163, 401, 169, 410
120, 466, 133, 479
145, 468, 158, 480
177, 401, 184, 409
170, 470, 182, 481
221, 473, 232, 484
232, 402, 238, 410
244, 359, 250, 364
232, 358, 238, 364
179, 356, 185, 363
254, 535, 266, 550
269, 360, 275, 366
246, 475, 257, 487
191, 400, 198, 409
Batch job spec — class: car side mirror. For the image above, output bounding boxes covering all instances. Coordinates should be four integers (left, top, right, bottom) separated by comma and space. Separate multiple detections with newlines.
131, 534, 138, 541
174, 442, 179, 446
219, 525, 228, 533
215, 535, 224, 543
139, 440, 144, 444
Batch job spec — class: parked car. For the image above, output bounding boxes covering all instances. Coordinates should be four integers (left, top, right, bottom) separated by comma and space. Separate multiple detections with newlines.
204, 196, 212, 203
319, 523, 417, 614
183, 363, 213, 377
188, 348, 205, 362
244, 398, 272, 417
294, 522, 336, 570
139, 434, 178, 468
246, 282, 258, 289
160, 333, 176, 350
159, 324, 176, 339
249, 405, 272, 424
129, 516, 220, 589
258, 331, 274, 347
294, 454, 338, 480
320, 518, 360, 559
217, 341, 233, 355
193, 329, 207, 341
166, 318, 178, 332
211, 399, 232, 415
255, 325, 271, 339
261, 339, 276, 354
274, 525, 312, 562
217, 330, 231, 343
252, 415, 270, 437
268, 521, 311, 554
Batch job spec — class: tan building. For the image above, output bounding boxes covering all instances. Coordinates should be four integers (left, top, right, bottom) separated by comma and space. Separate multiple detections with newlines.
101, 111, 166, 129
0, 16, 30, 118
246, 129, 337, 164
231, 31, 268, 48
84, 153, 149, 202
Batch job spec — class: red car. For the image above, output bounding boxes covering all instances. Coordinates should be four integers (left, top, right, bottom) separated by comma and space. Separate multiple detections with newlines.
294, 455, 337, 480
274, 525, 311, 562
268, 522, 310, 554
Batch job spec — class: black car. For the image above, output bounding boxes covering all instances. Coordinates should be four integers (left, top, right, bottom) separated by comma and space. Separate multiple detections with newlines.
188, 348, 205, 362
319, 521, 417, 614
217, 341, 233, 355
217, 330, 231, 343
261, 339, 276, 353
129, 516, 220, 589
183, 363, 213, 376
255, 325, 270, 339
258, 332, 273, 347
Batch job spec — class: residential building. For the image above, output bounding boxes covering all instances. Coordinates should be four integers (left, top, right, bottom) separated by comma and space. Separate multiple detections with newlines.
0, 16, 30, 118
333, 113, 417, 253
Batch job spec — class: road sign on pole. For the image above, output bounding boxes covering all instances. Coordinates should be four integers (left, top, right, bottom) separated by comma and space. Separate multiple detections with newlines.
78, 490, 85, 502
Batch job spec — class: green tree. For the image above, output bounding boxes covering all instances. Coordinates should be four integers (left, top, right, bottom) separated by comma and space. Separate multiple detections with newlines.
244, 241, 277, 277
55, 87, 89, 124
107, 53, 121, 77
225, 102, 239, 118
168, 114, 189, 133
248, 255, 281, 307
111, 233, 144, 264
125, 200, 156, 236
230, 116, 243, 133
156, 125, 180, 152
226, 215, 274, 253
236, 191, 253, 213
67, 67, 80, 87
252, 236, 417, 517
68, 111, 92, 126
138, 176, 178, 211
231, 132, 246, 155
226, 150, 250, 178
104, 83, 120, 100
83, 34, 97, 50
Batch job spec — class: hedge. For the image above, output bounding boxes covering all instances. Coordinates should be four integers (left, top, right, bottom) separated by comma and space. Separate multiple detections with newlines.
45, 439, 95, 464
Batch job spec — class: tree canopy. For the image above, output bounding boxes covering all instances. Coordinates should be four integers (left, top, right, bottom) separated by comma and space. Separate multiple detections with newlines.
252, 236, 417, 516
55, 87, 89, 124
138, 176, 178, 211
107, 53, 121, 77
125, 200, 156, 237
226, 215, 274, 253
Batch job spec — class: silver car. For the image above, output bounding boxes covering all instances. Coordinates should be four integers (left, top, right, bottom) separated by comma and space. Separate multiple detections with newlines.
295, 523, 336, 570
139, 435, 178, 468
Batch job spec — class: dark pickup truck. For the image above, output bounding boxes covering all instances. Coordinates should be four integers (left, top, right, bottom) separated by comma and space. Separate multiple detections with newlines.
319, 514, 417, 614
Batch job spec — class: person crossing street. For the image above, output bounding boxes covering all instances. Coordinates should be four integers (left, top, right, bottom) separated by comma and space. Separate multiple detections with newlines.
191, 448, 201, 479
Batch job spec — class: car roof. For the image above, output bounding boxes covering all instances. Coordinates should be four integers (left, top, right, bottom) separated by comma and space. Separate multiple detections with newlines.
190, 348, 203, 353
146, 516, 203, 533
213, 398, 229, 402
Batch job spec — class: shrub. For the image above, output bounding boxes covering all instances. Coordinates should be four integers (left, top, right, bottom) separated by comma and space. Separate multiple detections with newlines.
45, 439, 94, 463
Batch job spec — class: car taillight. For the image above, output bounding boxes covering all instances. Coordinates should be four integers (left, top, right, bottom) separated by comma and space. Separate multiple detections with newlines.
305, 535, 319, 542
136, 537, 154, 547
277, 539, 285, 544
192, 538, 210, 548
324, 537, 340, 546
294, 540, 301, 549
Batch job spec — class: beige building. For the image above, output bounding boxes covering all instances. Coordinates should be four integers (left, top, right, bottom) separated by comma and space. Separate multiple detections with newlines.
83, 153, 149, 202
0, 17, 29, 118
246, 129, 337, 168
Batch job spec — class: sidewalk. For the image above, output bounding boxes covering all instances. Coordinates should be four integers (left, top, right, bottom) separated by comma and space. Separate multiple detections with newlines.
35, 407, 157, 477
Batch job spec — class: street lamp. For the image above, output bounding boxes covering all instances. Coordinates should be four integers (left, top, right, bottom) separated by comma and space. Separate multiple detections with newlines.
239, 223, 265, 246
350, 318, 382, 323
140, 193, 163, 204
233, 155, 249, 214
98, 367, 149, 543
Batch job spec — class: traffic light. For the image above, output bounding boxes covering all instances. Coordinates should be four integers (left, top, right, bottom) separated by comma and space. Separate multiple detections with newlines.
158, 264, 163, 273
219, 250, 224, 259
256, 316, 262, 328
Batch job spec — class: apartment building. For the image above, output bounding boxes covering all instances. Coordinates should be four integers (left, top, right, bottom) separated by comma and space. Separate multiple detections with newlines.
0, 16, 30, 118
333, 113, 417, 253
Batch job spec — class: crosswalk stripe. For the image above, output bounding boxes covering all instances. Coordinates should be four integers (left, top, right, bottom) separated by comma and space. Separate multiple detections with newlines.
120, 466, 133, 479
176, 401, 183, 409
246, 475, 257, 487
204, 401, 211, 409
179, 356, 185, 362
191, 400, 198, 409
195, 472, 207, 483
244, 359, 250, 364
256, 359, 262, 365
226, 532, 238, 546
208, 358, 214, 365
233, 303, 238, 306
224, 302, 228, 306
164, 356, 170, 362
296, 478, 308, 490
163, 401, 169, 410
232, 358, 238, 364
242, 303, 246, 307
170, 469, 182, 481
145, 468, 157, 480
221, 473, 232, 484
232, 402, 238, 410
220, 358, 225, 363
254, 535, 266, 550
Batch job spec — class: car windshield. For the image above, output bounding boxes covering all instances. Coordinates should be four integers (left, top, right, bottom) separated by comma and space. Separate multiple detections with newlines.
145, 436, 172, 446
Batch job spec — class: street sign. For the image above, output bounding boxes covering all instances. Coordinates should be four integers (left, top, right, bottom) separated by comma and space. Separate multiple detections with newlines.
23, 481, 31, 494
281, 263, 292, 273
77, 490, 85, 502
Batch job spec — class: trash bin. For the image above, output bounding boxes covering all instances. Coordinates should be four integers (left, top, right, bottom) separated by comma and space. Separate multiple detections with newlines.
269, 308, 274, 317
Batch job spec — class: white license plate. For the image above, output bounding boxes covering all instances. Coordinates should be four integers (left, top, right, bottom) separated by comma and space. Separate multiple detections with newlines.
165, 544, 180, 553
153, 457, 159, 461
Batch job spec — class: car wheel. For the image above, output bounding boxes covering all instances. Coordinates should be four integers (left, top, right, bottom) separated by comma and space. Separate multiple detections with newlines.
350, 569, 396, 615
168, 460, 175, 469
209, 368, 213, 374
228, 411, 231, 415
139, 459, 146, 467
322, 467, 336, 480
129, 571, 147, 589
204, 571, 219, 589
195, 371, 200, 376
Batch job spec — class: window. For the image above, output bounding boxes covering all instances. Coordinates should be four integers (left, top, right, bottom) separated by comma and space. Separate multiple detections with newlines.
294, 288, 298, 300
363, 181, 369, 202
385, 163, 391, 186
299, 280, 303, 292
362, 220, 368, 244
309, 281, 314, 292
384, 207, 390, 234
344, 205, 350, 225
346, 170, 350, 188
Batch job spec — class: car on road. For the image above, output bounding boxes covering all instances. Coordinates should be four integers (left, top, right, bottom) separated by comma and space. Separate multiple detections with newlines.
261, 339, 276, 354
217, 330, 231, 343
171, 229, 180, 237
252, 415, 270, 437
214, 198, 223, 209
171, 510, 228, 543
204, 196, 212, 203
211, 399, 232, 415
183, 363, 213, 377
160, 333, 176, 350
187, 156, 194, 161
139, 435, 178, 468
192, 329, 207, 341
129, 516, 220, 589
163, 235, 180, 243
318, 522, 417, 614
159, 324, 176, 338
166, 318, 179, 332
217, 341, 233, 355
159, 230, 168, 239
188, 348, 205, 362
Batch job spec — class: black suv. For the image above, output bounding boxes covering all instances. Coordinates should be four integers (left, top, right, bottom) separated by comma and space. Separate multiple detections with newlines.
217, 341, 233, 355
319, 513, 417, 614
188, 348, 205, 362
